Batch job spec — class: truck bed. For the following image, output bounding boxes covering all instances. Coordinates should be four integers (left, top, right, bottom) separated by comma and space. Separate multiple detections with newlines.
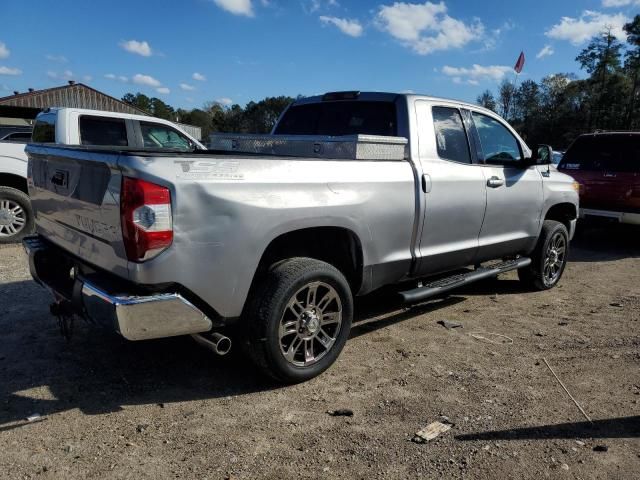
26, 143, 416, 319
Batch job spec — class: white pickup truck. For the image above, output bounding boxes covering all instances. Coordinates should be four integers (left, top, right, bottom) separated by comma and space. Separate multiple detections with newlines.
0, 108, 204, 242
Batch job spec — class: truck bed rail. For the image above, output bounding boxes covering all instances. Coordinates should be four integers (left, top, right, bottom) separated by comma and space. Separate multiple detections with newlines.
209, 133, 408, 161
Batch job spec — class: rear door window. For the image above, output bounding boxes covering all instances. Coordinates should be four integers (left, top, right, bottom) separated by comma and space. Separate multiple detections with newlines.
274, 101, 397, 136
32, 113, 56, 143
140, 122, 192, 150
432, 106, 471, 164
79, 116, 128, 146
560, 135, 639, 172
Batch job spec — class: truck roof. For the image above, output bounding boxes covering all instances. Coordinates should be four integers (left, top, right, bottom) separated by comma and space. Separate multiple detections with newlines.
293, 91, 496, 116
43, 106, 180, 126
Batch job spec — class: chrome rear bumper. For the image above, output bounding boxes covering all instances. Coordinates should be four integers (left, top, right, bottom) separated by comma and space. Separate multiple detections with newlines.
23, 236, 212, 341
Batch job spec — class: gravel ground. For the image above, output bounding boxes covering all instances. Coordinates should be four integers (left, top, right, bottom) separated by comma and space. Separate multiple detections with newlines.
1, 223, 639, 479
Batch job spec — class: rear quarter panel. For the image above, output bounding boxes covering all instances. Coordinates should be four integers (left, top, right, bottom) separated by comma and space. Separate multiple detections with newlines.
119, 154, 416, 318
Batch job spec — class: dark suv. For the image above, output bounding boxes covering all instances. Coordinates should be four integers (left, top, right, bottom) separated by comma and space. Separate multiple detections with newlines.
558, 132, 639, 225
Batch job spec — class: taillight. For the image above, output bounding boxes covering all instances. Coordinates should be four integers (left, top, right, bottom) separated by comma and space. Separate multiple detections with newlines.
120, 177, 173, 262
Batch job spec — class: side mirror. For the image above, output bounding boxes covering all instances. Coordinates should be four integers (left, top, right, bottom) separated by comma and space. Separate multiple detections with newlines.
533, 144, 553, 165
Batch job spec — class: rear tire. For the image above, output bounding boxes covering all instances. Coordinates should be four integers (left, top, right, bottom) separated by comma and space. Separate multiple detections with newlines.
244, 257, 353, 384
518, 220, 569, 290
0, 186, 34, 244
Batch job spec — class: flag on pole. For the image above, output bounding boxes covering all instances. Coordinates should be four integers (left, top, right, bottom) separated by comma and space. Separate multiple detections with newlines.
514, 51, 525, 74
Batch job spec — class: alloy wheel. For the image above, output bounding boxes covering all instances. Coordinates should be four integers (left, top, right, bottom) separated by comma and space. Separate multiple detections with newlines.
0, 199, 27, 238
543, 231, 566, 286
279, 281, 343, 367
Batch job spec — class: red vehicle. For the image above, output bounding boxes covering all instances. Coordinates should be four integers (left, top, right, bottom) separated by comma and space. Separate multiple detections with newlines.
558, 132, 640, 225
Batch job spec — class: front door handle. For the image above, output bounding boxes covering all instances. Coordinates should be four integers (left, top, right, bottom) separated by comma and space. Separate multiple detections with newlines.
422, 173, 432, 193
487, 176, 504, 188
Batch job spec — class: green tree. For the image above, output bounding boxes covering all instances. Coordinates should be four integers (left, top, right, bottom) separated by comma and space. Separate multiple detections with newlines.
623, 15, 640, 127
576, 28, 624, 129
177, 108, 214, 138
121, 92, 152, 113
476, 90, 497, 112
511, 80, 541, 143
498, 79, 516, 120
242, 96, 294, 133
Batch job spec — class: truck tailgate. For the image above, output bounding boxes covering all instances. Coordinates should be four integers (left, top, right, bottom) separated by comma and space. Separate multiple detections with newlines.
27, 145, 128, 278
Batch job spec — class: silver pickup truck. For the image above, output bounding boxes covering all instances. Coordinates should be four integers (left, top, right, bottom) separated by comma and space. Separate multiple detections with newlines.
23, 91, 579, 383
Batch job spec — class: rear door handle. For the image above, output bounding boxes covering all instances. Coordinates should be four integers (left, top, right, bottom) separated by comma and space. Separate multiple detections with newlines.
487, 176, 504, 188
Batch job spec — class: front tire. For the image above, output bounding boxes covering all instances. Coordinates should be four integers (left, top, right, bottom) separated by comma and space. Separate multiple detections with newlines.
518, 220, 569, 290
0, 187, 34, 243
244, 257, 353, 383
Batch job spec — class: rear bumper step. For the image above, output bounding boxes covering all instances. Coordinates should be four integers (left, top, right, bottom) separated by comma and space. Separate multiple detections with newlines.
399, 257, 531, 304
23, 235, 212, 341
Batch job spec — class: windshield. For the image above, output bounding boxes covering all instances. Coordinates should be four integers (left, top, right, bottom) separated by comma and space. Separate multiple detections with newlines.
560, 135, 640, 173
273, 101, 397, 136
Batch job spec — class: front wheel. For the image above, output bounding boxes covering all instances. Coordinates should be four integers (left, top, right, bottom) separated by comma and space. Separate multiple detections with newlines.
244, 257, 353, 383
518, 220, 569, 290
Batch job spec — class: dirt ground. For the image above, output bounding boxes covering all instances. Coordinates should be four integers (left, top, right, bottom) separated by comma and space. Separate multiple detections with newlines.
0, 223, 638, 479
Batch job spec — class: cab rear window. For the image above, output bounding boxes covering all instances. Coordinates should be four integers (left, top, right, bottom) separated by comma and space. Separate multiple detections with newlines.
274, 101, 397, 136
560, 134, 640, 173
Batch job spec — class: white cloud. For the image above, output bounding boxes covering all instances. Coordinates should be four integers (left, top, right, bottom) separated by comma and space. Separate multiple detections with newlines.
319, 16, 363, 37
602, 0, 640, 6
180, 83, 196, 91
83, 75, 93, 82
120, 40, 153, 57
480, 20, 515, 52
441, 64, 512, 84
156, 87, 170, 94
536, 44, 554, 59
0, 66, 22, 76
212, 0, 254, 17
0, 42, 10, 59
545, 10, 629, 45
132, 74, 162, 87
375, 1, 484, 55
45, 54, 68, 63
106, 73, 130, 82
192, 72, 206, 81
47, 70, 75, 80
216, 97, 234, 106
303, 0, 340, 13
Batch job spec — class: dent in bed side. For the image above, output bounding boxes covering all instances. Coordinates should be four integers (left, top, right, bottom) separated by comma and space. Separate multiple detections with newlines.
121, 154, 416, 318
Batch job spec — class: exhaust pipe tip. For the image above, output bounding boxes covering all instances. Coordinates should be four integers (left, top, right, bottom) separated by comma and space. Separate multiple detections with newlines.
210, 332, 232, 355
191, 332, 232, 356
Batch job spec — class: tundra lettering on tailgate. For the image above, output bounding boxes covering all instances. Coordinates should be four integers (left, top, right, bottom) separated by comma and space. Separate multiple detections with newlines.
74, 214, 118, 239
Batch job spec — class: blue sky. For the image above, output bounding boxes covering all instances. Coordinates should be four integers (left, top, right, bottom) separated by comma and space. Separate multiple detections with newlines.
0, 0, 639, 109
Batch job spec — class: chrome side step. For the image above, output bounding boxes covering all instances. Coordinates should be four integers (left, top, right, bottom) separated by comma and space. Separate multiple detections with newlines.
399, 257, 531, 304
